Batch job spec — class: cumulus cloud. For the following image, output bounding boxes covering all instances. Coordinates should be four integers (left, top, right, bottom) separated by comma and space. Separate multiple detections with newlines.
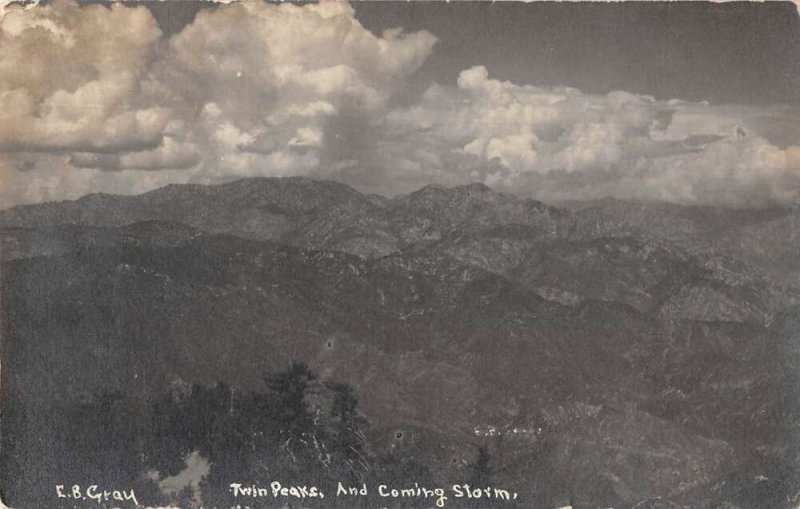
0, 0, 438, 206
152, 0, 436, 183
377, 66, 800, 206
0, 151, 187, 205
0, 0, 167, 152
0, 0, 185, 205
0, 0, 798, 209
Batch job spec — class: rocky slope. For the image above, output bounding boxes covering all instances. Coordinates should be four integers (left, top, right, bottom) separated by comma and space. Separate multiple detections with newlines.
571, 198, 800, 286
1, 178, 799, 508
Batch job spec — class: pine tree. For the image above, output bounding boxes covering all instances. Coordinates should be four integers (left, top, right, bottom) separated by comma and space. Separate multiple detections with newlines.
468, 445, 493, 488
327, 382, 369, 482
263, 362, 317, 446
465, 446, 498, 508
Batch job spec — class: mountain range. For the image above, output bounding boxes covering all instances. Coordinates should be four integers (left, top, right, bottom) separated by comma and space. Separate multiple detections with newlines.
1, 177, 799, 508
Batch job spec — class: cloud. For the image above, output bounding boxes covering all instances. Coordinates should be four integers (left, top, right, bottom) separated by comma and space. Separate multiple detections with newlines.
376, 66, 800, 206
152, 0, 436, 182
0, 0, 168, 152
69, 136, 200, 171
0, 0, 437, 206
0, 1, 798, 209
0, 151, 187, 205
372, 67, 669, 194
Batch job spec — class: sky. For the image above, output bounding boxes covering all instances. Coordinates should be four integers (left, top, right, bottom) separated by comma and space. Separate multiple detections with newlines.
0, 0, 799, 208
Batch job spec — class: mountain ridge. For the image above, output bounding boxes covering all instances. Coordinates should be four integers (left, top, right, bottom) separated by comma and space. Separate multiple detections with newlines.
2, 176, 800, 507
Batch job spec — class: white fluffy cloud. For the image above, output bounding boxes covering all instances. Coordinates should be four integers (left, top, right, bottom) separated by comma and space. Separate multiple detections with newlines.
0, 0, 436, 206
0, 0, 180, 205
0, 1, 798, 208
0, 0, 166, 152
154, 0, 436, 182
378, 66, 800, 206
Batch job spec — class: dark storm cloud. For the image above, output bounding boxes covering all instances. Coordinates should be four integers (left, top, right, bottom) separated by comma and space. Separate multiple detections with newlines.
69, 139, 201, 171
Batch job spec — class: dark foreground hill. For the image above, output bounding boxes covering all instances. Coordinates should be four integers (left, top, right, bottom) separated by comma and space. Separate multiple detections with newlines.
1, 178, 799, 508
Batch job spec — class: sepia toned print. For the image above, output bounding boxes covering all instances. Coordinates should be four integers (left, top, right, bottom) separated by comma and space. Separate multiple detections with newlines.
1, 1, 799, 508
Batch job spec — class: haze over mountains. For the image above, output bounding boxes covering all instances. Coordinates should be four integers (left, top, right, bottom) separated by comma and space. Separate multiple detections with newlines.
2, 177, 800, 508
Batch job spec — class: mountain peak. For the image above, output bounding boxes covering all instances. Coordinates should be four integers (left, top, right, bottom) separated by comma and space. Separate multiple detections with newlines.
458, 182, 491, 193
403, 181, 500, 203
